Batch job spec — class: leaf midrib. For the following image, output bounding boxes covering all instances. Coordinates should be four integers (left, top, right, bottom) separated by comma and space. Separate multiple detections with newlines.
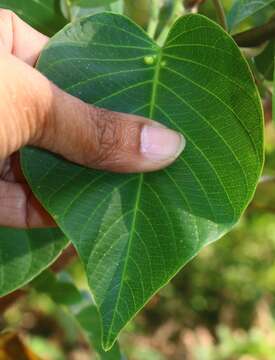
106, 46, 162, 347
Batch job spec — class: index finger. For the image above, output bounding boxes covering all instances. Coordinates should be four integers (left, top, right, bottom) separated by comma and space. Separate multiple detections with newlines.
0, 9, 48, 66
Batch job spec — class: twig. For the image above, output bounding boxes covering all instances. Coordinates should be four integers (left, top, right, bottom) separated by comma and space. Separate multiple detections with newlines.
65, 0, 73, 21
157, 0, 184, 46
212, 0, 227, 31
233, 18, 275, 47
147, 0, 160, 39
184, 0, 206, 10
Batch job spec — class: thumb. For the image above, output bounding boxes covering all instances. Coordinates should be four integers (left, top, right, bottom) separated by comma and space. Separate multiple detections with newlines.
0, 53, 185, 173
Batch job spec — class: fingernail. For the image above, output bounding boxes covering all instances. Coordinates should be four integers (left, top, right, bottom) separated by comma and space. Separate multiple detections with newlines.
141, 125, 185, 161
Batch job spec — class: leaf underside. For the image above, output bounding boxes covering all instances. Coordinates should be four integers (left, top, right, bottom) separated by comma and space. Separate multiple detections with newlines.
21, 13, 263, 349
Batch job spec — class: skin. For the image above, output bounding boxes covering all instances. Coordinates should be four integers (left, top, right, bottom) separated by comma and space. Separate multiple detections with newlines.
0, 10, 184, 229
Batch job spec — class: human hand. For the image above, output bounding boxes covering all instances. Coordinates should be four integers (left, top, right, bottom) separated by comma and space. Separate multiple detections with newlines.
0, 10, 185, 229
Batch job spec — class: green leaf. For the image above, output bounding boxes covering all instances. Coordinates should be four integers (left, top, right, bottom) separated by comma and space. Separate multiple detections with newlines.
33, 270, 82, 306
61, 0, 123, 21
0, 228, 69, 296
71, 0, 118, 7
109, 1, 123, 14
255, 41, 275, 81
77, 305, 123, 360
227, 0, 275, 31
0, 0, 67, 36
21, 13, 264, 349
34, 271, 123, 358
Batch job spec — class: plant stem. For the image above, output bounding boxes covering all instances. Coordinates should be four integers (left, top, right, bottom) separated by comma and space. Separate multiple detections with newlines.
65, 0, 73, 21
147, 0, 161, 39
212, 0, 227, 31
233, 18, 275, 47
273, 56, 275, 126
157, 0, 184, 46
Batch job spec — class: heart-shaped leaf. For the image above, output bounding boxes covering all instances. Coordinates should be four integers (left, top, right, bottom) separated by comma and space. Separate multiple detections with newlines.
21, 13, 263, 349
0, 0, 67, 36
0, 227, 68, 296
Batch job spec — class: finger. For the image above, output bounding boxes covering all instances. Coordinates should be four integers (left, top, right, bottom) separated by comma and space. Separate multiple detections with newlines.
0, 180, 55, 228
0, 9, 48, 66
0, 53, 185, 173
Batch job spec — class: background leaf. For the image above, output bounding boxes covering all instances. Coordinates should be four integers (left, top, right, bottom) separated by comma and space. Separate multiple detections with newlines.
0, 227, 69, 296
61, 0, 123, 21
33, 271, 123, 358
255, 41, 275, 81
71, 0, 119, 7
227, 0, 275, 31
0, 0, 67, 36
21, 13, 263, 349
33, 270, 82, 306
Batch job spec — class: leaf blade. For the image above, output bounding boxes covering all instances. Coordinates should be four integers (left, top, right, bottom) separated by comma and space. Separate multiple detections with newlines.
21, 13, 264, 349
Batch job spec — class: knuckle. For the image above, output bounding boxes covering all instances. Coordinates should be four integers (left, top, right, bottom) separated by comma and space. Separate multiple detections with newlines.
94, 108, 122, 164
86, 107, 124, 167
